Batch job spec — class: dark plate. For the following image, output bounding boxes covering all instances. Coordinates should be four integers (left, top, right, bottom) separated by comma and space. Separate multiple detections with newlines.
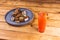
5, 8, 34, 26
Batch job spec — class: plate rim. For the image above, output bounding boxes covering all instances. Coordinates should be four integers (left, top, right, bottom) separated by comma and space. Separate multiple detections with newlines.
5, 8, 34, 26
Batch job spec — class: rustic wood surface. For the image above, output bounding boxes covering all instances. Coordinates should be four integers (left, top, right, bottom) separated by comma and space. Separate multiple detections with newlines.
0, 0, 60, 40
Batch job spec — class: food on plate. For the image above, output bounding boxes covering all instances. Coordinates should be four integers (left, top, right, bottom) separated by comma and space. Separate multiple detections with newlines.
11, 8, 29, 23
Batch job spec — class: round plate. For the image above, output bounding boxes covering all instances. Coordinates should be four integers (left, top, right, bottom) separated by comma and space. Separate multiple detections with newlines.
5, 8, 34, 26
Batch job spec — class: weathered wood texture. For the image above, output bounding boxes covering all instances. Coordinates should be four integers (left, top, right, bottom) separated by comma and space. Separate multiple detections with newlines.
0, 0, 60, 40
0, 0, 60, 3
0, 29, 41, 40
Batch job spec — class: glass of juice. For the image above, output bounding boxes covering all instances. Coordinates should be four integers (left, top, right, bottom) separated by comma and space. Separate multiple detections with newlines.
38, 12, 47, 33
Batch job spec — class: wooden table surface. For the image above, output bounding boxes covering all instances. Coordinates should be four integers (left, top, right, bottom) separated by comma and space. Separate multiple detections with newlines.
0, 0, 60, 40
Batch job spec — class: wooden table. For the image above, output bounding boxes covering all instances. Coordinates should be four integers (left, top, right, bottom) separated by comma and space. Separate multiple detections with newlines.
0, 0, 60, 40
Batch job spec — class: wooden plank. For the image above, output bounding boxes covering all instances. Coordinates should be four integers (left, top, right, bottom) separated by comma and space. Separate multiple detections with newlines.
47, 19, 60, 27
0, 6, 60, 17
0, 1, 60, 8
1, 21, 60, 37
48, 13, 60, 20
0, 22, 38, 33
0, 15, 5, 22
0, 27, 60, 40
44, 27, 60, 37
0, 29, 40, 40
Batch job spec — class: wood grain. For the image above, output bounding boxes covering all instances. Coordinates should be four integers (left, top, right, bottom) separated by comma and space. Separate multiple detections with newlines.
0, 29, 40, 40
0, 0, 60, 40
